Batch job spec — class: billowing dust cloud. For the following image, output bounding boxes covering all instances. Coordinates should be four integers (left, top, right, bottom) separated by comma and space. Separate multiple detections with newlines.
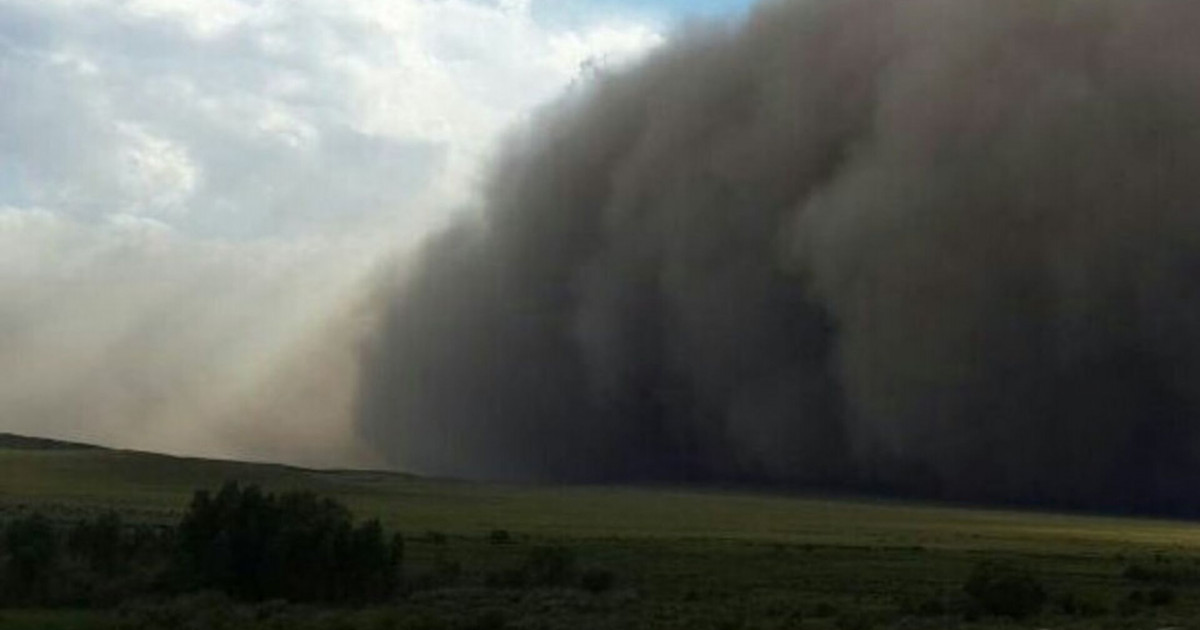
358, 0, 1200, 514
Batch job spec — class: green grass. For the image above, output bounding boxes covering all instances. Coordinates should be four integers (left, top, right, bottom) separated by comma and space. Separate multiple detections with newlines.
5, 442, 1200, 552
5, 435, 1200, 628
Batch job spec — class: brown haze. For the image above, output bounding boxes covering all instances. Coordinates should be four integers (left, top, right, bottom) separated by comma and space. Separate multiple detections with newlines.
358, 0, 1200, 514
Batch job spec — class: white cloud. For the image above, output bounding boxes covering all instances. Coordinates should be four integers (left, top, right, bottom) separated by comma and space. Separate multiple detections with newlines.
122, 0, 254, 38
0, 0, 664, 464
115, 122, 200, 217
1, 0, 663, 236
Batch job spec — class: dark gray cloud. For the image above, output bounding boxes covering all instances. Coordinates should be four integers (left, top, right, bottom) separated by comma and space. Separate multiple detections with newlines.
359, 0, 1200, 514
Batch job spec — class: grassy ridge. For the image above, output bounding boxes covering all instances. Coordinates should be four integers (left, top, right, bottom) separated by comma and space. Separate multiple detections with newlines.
6, 434, 1200, 628
3, 436, 1200, 552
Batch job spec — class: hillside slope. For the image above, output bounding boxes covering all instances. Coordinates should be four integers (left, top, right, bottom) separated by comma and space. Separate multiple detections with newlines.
0, 433, 102, 451
2, 433, 1199, 556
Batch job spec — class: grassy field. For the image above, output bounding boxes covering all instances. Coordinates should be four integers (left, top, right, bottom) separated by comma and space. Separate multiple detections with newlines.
4, 433, 1200, 628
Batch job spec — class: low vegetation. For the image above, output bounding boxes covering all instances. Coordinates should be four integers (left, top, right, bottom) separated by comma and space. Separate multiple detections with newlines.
1, 483, 404, 608
6, 439, 1200, 628
961, 560, 1046, 619
0, 482, 629, 628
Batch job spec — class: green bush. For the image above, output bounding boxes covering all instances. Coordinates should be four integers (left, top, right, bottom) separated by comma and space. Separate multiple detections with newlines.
1148, 586, 1175, 606
523, 546, 575, 587
0, 484, 405, 609
409, 556, 462, 592
914, 595, 946, 617
484, 567, 528, 589
2, 512, 59, 604
834, 610, 873, 630
1054, 591, 1106, 617
176, 482, 402, 603
1128, 586, 1175, 608
579, 567, 615, 593
963, 560, 1046, 619
460, 610, 506, 630
1123, 562, 1198, 585
1123, 564, 1153, 581
67, 511, 123, 575
483, 546, 603, 592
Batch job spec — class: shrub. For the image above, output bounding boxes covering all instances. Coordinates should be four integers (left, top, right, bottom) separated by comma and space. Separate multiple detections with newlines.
408, 556, 462, 592
484, 546, 600, 592
714, 615, 745, 630
1118, 592, 1143, 617
834, 610, 873, 630
1123, 563, 1153, 581
1148, 586, 1176, 606
963, 560, 1046, 619
1054, 591, 1106, 617
523, 546, 575, 587
67, 511, 124, 575
3, 512, 59, 603
1128, 586, 1175, 608
392, 532, 406, 570
1123, 562, 1198, 585
175, 481, 401, 603
579, 568, 615, 593
462, 610, 506, 630
915, 595, 946, 617
484, 567, 528, 589
488, 530, 511, 545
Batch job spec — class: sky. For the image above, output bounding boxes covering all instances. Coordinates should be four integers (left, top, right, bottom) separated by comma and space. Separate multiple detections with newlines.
536, 0, 756, 26
0, 0, 754, 465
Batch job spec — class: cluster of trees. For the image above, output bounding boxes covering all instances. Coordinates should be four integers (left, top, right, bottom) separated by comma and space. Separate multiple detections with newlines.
1, 483, 621, 615
176, 483, 402, 603
1, 511, 172, 607
0, 483, 403, 607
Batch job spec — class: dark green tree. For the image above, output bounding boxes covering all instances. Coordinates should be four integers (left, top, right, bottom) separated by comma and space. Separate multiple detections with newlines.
67, 511, 124, 575
175, 482, 402, 603
4, 513, 59, 603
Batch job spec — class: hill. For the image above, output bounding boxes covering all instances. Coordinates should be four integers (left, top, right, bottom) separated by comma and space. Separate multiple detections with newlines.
5, 433, 1200, 628
2, 432, 1199, 552
0, 433, 102, 451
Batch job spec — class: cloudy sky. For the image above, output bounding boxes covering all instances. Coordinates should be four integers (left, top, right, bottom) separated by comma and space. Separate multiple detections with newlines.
0, 0, 753, 465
